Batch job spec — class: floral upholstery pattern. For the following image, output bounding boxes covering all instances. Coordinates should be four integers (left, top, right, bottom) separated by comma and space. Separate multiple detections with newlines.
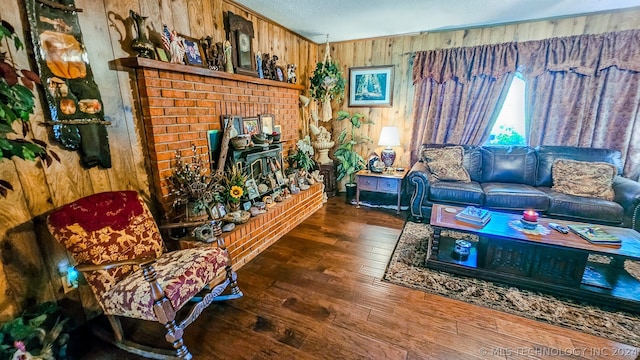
421, 146, 471, 182
552, 159, 617, 201
47, 190, 229, 321
101, 247, 228, 320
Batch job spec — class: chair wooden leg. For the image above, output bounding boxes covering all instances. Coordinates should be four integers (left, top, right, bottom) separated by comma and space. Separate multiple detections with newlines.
106, 315, 124, 343
227, 266, 243, 298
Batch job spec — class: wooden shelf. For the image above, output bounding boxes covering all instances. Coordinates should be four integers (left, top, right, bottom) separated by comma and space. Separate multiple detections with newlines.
109, 57, 305, 91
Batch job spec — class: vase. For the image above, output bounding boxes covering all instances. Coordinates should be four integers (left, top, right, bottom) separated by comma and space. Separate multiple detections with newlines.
130, 10, 155, 59
313, 140, 335, 164
345, 183, 357, 204
228, 201, 240, 212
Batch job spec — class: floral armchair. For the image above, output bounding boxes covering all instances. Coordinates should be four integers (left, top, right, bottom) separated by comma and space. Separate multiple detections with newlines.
47, 190, 242, 359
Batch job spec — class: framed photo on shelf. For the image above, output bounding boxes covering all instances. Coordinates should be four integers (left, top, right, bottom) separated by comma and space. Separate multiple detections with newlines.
245, 178, 260, 200
259, 114, 275, 134
156, 47, 169, 62
221, 115, 244, 135
348, 65, 394, 107
242, 117, 261, 136
181, 35, 206, 66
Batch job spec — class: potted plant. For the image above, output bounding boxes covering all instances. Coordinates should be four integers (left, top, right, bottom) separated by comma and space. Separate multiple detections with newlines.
169, 145, 222, 221
287, 135, 316, 174
309, 59, 345, 122
218, 163, 247, 213
0, 19, 57, 197
333, 111, 374, 202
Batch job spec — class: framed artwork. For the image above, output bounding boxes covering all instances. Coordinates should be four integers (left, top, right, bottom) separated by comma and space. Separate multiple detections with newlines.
182, 35, 206, 66
242, 117, 261, 136
273, 124, 282, 135
245, 179, 260, 200
259, 114, 274, 134
275, 66, 285, 82
221, 115, 244, 135
156, 47, 169, 62
207, 129, 221, 168
348, 65, 394, 107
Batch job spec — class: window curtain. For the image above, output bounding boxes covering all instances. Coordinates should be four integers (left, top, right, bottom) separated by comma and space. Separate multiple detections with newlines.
521, 30, 640, 180
410, 44, 518, 163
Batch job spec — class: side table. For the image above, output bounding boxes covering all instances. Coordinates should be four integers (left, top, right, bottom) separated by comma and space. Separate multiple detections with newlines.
356, 168, 408, 213
319, 161, 337, 197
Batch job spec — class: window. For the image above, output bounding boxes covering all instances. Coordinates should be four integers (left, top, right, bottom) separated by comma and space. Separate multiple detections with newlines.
485, 75, 526, 146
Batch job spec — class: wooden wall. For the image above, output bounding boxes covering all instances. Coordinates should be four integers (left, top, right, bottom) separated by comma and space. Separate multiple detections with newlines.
0, 0, 317, 319
1, 0, 639, 319
325, 9, 640, 189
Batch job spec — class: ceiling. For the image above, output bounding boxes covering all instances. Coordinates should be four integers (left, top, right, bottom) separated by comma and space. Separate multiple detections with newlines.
233, 0, 640, 44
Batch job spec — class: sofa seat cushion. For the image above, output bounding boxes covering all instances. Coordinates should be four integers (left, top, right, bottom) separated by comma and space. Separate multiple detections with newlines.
482, 183, 550, 211
539, 187, 624, 224
429, 181, 483, 206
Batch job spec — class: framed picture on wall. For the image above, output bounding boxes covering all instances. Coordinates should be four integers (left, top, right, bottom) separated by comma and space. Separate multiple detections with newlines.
221, 115, 244, 136
259, 114, 274, 134
242, 117, 261, 136
182, 35, 206, 66
348, 65, 394, 107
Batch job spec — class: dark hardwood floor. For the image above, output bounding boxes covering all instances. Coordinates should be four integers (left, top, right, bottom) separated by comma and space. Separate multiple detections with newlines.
73, 197, 640, 359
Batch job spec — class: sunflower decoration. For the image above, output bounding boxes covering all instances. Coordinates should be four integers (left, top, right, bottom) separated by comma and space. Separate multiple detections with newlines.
219, 164, 247, 210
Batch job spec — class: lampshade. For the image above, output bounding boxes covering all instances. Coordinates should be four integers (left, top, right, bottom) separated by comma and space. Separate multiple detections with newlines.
378, 126, 400, 147
299, 95, 310, 107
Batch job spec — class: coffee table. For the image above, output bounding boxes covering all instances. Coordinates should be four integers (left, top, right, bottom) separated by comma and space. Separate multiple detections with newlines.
428, 204, 640, 313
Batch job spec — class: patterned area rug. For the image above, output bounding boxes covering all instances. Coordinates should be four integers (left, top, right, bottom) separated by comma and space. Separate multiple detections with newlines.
383, 222, 640, 347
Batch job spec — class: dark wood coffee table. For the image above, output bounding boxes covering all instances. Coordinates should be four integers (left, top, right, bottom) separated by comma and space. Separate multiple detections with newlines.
428, 204, 640, 313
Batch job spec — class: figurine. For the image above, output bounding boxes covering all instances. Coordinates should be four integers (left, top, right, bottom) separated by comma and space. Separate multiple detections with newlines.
262, 53, 271, 79
286, 64, 297, 84
224, 40, 234, 73
169, 30, 185, 64
269, 55, 279, 80
256, 51, 264, 78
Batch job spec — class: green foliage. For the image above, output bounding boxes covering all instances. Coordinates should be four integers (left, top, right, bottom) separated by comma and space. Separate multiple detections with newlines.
0, 19, 58, 198
309, 61, 345, 103
0, 302, 70, 359
334, 111, 374, 184
487, 126, 525, 146
287, 135, 316, 173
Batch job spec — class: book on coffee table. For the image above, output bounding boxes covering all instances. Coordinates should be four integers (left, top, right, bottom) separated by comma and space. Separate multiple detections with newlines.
455, 206, 491, 226
567, 224, 621, 245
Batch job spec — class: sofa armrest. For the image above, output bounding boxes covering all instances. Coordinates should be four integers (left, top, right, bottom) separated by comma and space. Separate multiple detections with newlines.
408, 162, 431, 219
612, 176, 640, 231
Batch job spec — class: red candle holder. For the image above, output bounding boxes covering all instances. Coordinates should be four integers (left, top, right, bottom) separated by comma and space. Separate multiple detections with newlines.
523, 210, 539, 222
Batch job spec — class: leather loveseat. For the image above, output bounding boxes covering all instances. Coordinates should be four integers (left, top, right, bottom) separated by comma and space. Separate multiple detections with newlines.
408, 144, 640, 231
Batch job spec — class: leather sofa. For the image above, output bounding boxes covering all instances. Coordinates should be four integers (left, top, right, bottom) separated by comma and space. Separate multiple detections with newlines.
408, 144, 640, 231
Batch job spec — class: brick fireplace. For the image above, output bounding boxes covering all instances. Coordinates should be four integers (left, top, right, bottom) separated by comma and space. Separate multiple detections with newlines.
111, 57, 322, 264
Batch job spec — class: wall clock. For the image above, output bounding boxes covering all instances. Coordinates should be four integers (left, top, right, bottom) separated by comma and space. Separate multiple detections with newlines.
225, 11, 258, 77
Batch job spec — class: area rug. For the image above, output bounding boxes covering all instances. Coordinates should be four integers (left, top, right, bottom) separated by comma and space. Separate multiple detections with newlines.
383, 221, 640, 347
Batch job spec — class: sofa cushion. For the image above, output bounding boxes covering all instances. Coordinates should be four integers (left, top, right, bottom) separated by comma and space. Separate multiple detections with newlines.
551, 159, 617, 201
535, 145, 623, 187
419, 144, 482, 181
422, 146, 471, 182
539, 188, 623, 224
429, 181, 483, 206
482, 183, 549, 211
481, 146, 537, 185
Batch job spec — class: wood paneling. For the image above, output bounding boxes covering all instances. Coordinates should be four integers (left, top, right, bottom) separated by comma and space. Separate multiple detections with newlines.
326, 9, 640, 189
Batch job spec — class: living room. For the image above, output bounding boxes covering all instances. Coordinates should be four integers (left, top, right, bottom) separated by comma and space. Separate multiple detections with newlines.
1, 0, 640, 358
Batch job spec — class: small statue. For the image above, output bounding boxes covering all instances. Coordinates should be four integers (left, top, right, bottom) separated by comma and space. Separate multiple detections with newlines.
203, 36, 217, 70
262, 53, 271, 79
269, 55, 279, 80
287, 64, 297, 84
215, 42, 226, 71
169, 31, 185, 64
224, 40, 234, 73
256, 51, 264, 79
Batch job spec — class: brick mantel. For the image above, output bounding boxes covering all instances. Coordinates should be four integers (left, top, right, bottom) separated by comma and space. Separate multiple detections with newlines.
110, 57, 304, 214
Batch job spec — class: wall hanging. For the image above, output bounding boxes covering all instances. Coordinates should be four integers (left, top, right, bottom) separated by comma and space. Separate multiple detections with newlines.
25, 0, 111, 168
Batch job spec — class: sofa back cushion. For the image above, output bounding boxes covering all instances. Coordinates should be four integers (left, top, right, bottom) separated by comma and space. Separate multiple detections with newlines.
535, 146, 623, 187
551, 159, 617, 200
481, 146, 537, 185
422, 146, 471, 182
419, 144, 482, 181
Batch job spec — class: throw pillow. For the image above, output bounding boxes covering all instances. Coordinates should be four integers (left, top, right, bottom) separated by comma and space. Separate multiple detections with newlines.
422, 146, 471, 182
551, 159, 617, 201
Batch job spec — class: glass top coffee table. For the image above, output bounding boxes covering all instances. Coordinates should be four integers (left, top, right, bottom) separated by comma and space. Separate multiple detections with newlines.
428, 204, 640, 313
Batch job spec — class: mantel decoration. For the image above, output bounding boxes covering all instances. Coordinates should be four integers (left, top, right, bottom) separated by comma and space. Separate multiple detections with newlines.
309, 36, 345, 123
224, 11, 258, 77
129, 10, 155, 59
0, 19, 58, 197
25, 0, 112, 169
169, 145, 222, 221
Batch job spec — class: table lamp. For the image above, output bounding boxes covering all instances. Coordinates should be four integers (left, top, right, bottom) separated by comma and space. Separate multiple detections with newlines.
378, 126, 400, 168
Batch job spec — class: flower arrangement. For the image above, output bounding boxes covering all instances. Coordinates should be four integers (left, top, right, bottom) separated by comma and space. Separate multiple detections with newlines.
219, 164, 247, 210
287, 135, 316, 172
169, 145, 221, 218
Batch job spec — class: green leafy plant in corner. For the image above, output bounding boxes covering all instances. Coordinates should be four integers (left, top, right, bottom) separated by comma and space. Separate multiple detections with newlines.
0, 19, 58, 197
334, 111, 374, 184
309, 61, 345, 104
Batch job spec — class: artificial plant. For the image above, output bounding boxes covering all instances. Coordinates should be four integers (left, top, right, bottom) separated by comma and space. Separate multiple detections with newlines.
0, 19, 57, 197
334, 111, 374, 185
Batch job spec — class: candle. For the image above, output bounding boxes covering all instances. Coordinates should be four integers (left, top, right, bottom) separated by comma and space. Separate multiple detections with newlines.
523, 210, 539, 222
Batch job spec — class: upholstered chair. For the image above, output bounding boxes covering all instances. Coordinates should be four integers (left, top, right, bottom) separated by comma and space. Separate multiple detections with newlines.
47, 190, 242, 359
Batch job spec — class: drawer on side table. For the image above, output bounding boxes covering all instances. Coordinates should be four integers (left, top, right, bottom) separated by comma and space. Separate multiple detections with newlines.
358, 177, 379, 191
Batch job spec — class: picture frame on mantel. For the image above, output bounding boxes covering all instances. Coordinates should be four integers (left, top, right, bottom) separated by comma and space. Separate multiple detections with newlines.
349, 65, 394, 107
181, 35, 206, 67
